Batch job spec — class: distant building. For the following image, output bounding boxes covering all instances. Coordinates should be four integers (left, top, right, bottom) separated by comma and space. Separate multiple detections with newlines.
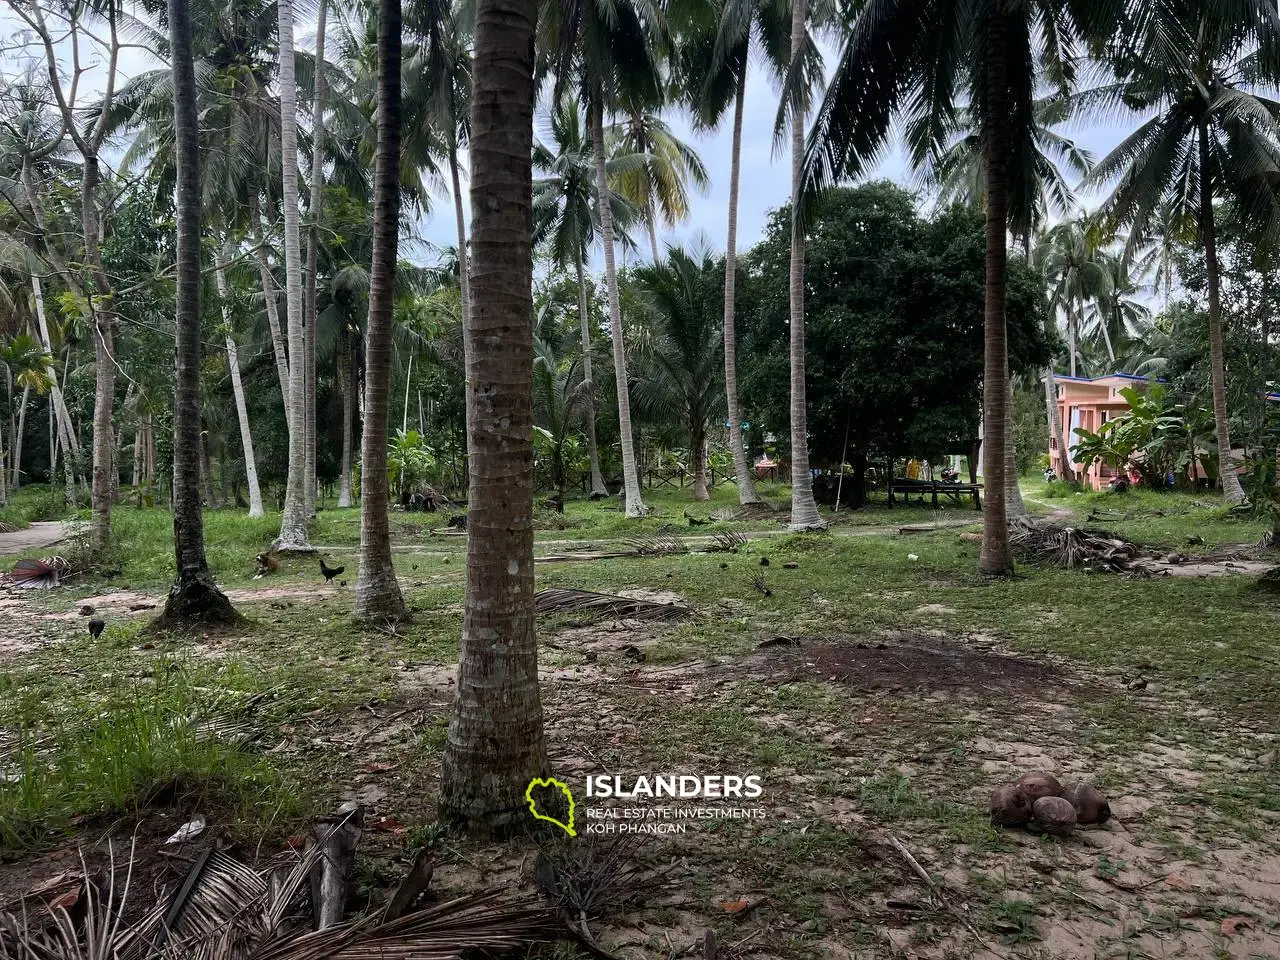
1047, 373, 1155, 490
1047, 373, 1279, 491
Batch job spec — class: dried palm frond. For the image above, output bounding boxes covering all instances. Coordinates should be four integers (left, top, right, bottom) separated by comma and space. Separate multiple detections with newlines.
706, 531, 749, 553
0, 837, 560, 960
1008, 519, 1143, 572
0, 522, 18, 534
534, 588, 690, 621
534, 836, 666, 922
621, 534, 688, 556
710, 503, 778, 522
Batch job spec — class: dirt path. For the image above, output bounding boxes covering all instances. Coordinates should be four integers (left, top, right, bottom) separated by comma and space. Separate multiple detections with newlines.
0, 521, 69, 558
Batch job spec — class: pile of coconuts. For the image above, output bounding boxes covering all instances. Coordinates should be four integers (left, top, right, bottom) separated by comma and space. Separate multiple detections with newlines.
989, 772, 1110, 837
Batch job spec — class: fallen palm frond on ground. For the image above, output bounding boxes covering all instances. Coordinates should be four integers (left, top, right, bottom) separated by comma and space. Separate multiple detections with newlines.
534, 588, 690, 621
707, 531, 749, 553
622, 533, 688, 556
1008, 519, 1144, 572
710, 503, 779, 522
0, 830, 560, 960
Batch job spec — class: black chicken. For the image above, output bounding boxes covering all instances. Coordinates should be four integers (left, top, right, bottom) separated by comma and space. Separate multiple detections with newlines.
319, 558, 345, 583
88, 618, 106, 639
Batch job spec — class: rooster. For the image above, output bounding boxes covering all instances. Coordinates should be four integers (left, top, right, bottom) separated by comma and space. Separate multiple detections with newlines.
319, 558, 345, 583
8, 556, 73, 589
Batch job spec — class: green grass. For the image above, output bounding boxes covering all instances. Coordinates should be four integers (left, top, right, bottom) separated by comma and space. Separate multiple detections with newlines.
0, 484, 82, 529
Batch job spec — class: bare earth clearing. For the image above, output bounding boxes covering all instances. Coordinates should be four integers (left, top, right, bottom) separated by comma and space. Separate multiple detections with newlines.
1, 492, 1279, 959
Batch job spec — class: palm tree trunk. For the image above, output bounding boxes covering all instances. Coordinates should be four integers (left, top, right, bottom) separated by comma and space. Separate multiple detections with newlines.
978, 3, 1013, 576
723, 68, 761, 506
337, 334, 356, 507
439, 0, 549, 835
1044, 367, 1074, 482
1100, 306, 1116, 363
786, 0, 824, 532
590, 96, 646, 517
215, 246, 266, 518
646, 201, 661, 264
1003, 362, 1025, 517
80, 155, 116, 552
449, 128, 472, 329
275, 0, 314, 549
31, 273, 81, 502
250, 191, 293, 411
202, 432, 220, 508
691, 422, 709, 501
1068, 306, 1078, 378
12, 385, 30, 490
132, 415, 143, 489
302, 0, 329, 518
353, 0, 407, 621
575, 257, 608, 496
1199, 121, 1245, 504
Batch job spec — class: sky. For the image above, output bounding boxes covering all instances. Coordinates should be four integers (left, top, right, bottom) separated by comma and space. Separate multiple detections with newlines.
0, 9, 1132, 268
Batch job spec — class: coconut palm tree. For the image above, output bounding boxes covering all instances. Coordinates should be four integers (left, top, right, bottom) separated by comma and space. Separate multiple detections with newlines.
804, 0, 1122, 572
679, 0, 788, 507
538, 0, 664, 518
1036, 218, 1112, 378
354, 0, 408, 621
160, 0, 239, 626
533, 94, 644, 497
275, 0, 314, 548
783, 0, 826, 532
0, 332, 54, 504
213, 240, 266, 517
303, 0, 332, 518
439, 0, 549, 834
1080, 0, 1280, 504
607, 106, 709, 263
632, 245, 725, 501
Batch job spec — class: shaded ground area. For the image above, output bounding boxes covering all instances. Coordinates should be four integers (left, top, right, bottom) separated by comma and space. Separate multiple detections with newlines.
2, 487, 1280, 957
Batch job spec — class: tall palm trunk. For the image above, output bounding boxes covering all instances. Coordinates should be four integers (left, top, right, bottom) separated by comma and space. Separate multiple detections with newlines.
1068, 305, 1078, 378
1199, 122, 1245, 504
978, 4, 1013, 576
303, 0, 329, 517
575, 257, 608, 496
215, 244, 266, 518
723, 68, 761, 505
80, 155, 116, 552
590, 96, 646, 517
1003, 361, 1025, 517
275, 0, 313, 549
11, 385, 30, 489
337, 334, 356, 507
646, 201, 661, 264
691, 421, 708, 501
449, 126, 472, 329
1044, 367, 1074, 482
786, 0, 824, 532
439, 0, 549, 835
30, 273, 81, 500
250, 192, 293, 410
160, 0, 237, 625
353, 0, 407, 621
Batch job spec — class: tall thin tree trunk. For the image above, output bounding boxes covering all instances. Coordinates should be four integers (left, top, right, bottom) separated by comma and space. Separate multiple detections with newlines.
338, 335, 356, 507
449, 130, 472, 329
786, 0, 824, 532
201, 431, 220, 508
12, 385, 29, 490
77, 151, 117, 551
723, 68, 761, 505
303, 0, 329, 518
575, 257, 607, 495
132, 416, 143, 489
1004, 363, 1025, 517
1199, 122, 1245, 504
439, 0, 548, 835
216, 245, 266, 517
590, 96, 646, 517
691, 423, 708, 501
250, 192, 293, 411
275, 0, 314, 549
646, 202, 661, 264
160, 0, 237, 623
1044, 368, 1074, 482
31, 273, 81, 500
353, 0, 407, 620
978, 4, 1013, 576
1068, 307, 1078, 378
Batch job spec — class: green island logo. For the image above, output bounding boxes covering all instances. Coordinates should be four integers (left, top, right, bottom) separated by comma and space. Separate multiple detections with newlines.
526, 777, 576, 836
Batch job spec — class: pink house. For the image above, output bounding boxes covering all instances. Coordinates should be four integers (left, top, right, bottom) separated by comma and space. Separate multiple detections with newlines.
1047, 373, 1155, 491
1048, 373, 1280, 491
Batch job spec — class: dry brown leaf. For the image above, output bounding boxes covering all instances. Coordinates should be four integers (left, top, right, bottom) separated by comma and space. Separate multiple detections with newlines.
1164, 874, 1194, 891
1221, 915, 1252, 937
48, 887, 80, 910
719, 898, 750, 913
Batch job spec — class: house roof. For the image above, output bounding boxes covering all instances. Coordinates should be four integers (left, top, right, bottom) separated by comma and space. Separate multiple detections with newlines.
1044, 371, 1163, 386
